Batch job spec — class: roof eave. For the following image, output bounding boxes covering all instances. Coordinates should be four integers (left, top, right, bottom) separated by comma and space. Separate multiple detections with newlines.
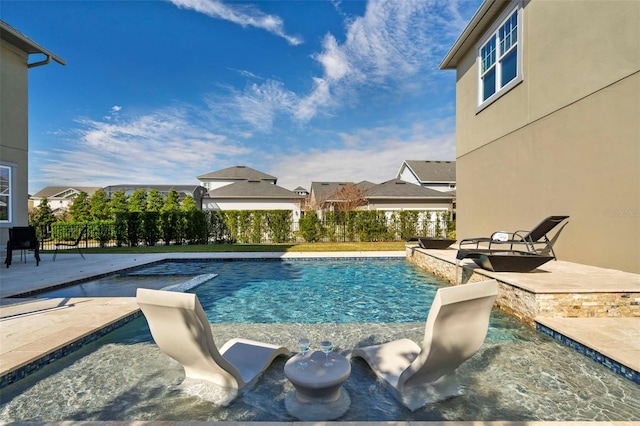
0, 20, 66, 66
439, 0, 500, 70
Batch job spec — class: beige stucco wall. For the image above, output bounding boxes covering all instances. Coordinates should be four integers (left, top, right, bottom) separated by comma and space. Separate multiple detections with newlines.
454, 0, 640, 273
0, 40, 30, 248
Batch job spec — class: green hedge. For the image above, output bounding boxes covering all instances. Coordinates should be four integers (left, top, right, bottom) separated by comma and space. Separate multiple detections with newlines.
48, 209, 454, 246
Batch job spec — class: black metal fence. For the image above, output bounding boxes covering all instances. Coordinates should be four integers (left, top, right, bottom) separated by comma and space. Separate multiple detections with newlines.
36, 210, 455, 251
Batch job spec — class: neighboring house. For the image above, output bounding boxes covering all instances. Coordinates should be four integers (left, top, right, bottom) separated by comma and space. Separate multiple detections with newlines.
308, 181, 377, 216
0, 21, 65, 249
197, 166, 277, 191
397, 160, 456, 192
293, 186, 309, 197
103, 185, 207, 209
202, 180, 304, 220
364, 179, 455, 214
309, 180, 454, 219
30, 186, 102, 216
440, 0, 639, 273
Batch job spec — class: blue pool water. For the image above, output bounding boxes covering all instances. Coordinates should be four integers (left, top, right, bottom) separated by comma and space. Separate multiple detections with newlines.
38, 258, 446, 323
2, 258, 639, 422
188, 259, 444, 324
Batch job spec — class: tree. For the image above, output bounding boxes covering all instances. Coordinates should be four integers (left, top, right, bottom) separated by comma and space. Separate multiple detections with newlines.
31, 197, 56, 228
128, 189, 147, 212
110, 190, 128, 216
89, 188, 111, 220
181, 194, 197, 212
331, 183, 368, 213
147, 189, 164, 212
69, 192, 91, 222
162, 189, 181, 212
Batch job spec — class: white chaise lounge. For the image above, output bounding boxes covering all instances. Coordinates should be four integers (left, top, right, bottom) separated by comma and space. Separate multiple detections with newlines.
352, 279, 498, 411
136, 288, 289, 404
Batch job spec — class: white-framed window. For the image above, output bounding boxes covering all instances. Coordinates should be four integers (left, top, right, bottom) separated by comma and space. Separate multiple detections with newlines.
0, 164, 13, 223
477, 2, 523, 111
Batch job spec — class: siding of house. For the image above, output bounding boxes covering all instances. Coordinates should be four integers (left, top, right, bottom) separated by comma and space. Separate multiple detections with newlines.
452, 0, 640, 273
0, 39, 29, 247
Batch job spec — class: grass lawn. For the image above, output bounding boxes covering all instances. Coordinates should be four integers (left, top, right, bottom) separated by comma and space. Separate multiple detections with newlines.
71, 241, 408, 254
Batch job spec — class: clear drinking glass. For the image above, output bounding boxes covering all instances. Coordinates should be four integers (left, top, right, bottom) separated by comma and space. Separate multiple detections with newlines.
320, 340, 333, 367
297, 335, 311, 368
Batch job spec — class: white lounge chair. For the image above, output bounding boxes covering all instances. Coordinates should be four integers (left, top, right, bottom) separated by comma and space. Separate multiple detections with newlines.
352, 279, 498, 411
136, 288, 289, 404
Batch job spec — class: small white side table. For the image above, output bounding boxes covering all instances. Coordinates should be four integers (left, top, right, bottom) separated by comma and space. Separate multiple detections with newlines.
284, 350, 351, 421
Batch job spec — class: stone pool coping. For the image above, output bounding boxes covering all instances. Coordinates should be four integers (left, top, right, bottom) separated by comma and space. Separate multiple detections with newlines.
406, 245, 640, 383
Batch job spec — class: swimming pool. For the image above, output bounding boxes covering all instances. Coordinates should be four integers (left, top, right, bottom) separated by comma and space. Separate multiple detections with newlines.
1, 259, 639, 421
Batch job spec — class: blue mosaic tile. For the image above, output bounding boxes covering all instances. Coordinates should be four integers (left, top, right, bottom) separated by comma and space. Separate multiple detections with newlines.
536, 322, 639, 385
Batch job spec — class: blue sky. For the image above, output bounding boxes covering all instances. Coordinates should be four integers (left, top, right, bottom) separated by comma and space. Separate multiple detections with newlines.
3, 0, 481, 194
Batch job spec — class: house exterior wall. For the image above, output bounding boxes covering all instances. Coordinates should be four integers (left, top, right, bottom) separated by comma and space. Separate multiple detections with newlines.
0, 40, 30, 248
454, 0, 640, 273
398, 168, 419, 185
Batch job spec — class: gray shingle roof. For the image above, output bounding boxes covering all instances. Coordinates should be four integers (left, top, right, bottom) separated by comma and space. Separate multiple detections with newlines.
206, 180, 303, 199
310, 181, 376, 202
402, 160, 456, 183
197, 166, 277, 182
31, 186, 102, 199
366, 179, 454, 198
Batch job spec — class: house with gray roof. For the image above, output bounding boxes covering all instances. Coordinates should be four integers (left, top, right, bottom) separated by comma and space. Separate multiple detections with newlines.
308, 181, 376, 212
397, 160, 456, 192
202, 180, 304, 219
197, 166, 277, 192
30, 186, 102, 216
309, 178, 454, 218
364, 179, 455, 212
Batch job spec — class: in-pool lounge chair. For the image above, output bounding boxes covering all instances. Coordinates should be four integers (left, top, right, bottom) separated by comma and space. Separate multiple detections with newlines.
352, 279, 498, 411
136, 288, 289, 405
458, 215, 569, 259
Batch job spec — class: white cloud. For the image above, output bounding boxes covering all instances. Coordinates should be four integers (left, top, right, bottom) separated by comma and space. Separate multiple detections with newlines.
205, 0, 474, 131
31, 106, 251, 189
111, 105, 122, 112
294, 0, 471, 121
268, 119, 456, 190
205, 80, 298, 134
169, 0, 302, 45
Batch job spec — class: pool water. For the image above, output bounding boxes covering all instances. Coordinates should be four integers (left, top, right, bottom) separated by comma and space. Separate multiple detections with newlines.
1, 259, 639, 421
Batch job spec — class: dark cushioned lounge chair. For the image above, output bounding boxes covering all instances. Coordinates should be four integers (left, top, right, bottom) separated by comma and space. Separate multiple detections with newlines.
458, 215, 569, 260
456, 249, 554, 272
418, 237, 457, 250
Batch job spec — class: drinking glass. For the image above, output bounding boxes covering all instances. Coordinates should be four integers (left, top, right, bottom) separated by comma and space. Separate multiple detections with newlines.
320, 340, 333, 367
297, 335, 311, 368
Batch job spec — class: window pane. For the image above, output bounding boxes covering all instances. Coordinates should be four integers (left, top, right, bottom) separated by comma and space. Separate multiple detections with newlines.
481, 35, 496, 73
483, 68, 496, 101
0, 196, 8, 221
0, 165, 10, 222
499, 12, 518, 55
501, 48, 517, 86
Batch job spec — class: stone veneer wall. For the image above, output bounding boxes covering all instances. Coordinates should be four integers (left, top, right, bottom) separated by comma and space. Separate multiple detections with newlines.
406, 247, 640, 327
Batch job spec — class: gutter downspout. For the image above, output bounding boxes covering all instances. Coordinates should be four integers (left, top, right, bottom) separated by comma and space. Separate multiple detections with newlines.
28, 54, 51, 68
